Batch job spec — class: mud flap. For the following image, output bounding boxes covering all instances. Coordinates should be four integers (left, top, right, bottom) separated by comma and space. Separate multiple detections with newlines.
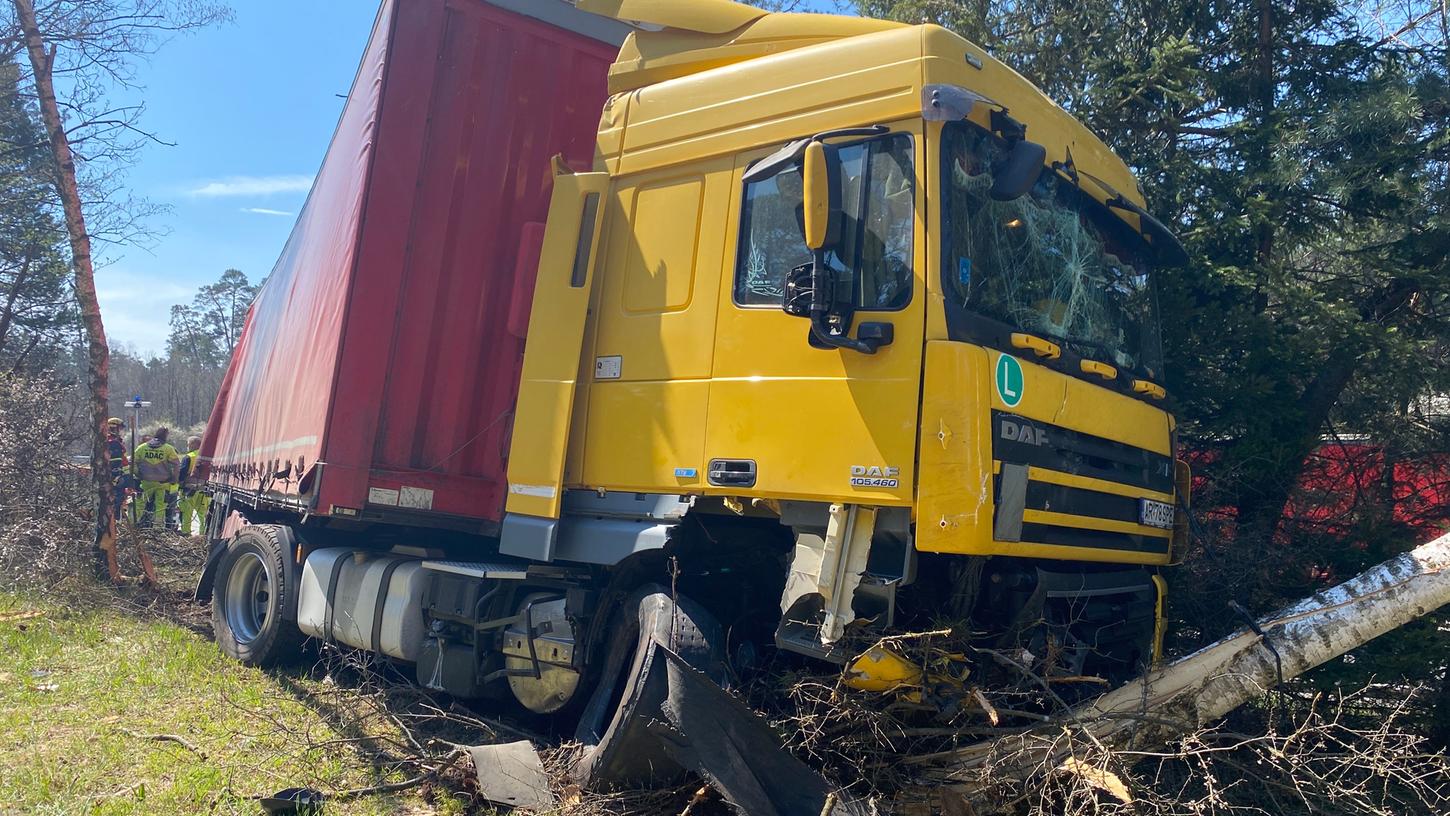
193, 538, 228, 604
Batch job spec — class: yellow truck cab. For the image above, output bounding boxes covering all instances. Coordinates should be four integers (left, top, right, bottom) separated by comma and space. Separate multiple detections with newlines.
506, 0, 1187, 679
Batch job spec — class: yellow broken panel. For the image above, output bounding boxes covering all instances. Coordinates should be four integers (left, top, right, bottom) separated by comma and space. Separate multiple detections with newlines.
844, 645, 923, 692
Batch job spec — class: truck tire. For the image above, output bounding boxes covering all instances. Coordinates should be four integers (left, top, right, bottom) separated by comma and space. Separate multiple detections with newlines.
212, 525, 305, 667
571, 585, 726, 789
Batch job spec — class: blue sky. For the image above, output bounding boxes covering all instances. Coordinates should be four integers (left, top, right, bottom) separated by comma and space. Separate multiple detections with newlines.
99, 1, 378, 355
103, 0, 841, 355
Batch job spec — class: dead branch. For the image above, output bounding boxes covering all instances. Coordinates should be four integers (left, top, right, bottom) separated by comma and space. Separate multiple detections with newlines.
118, 728, 207, 760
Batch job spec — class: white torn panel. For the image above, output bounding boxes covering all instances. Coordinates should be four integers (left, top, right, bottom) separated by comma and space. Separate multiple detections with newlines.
779, 504, 877, 645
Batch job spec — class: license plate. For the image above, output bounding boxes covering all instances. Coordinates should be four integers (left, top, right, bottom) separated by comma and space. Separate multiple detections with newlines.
1139, 498, 1175, 530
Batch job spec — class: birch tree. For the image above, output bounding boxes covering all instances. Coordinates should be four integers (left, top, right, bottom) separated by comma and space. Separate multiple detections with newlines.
2, 0, 227, 575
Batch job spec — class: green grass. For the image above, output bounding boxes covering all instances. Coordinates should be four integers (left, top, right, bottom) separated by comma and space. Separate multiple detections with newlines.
0, 591, 463, 816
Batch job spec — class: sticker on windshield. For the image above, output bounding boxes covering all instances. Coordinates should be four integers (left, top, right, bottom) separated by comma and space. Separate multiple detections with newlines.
957, 257, 972, 288
995, 354, 1024, 407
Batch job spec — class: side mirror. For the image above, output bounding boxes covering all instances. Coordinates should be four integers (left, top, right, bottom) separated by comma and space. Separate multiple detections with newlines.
802, 141, 842, 250
990, 139, 1047, 201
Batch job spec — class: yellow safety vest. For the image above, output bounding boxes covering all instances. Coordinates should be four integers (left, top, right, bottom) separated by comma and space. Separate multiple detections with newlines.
181, 449, 201, 488
134, 442, 180, 483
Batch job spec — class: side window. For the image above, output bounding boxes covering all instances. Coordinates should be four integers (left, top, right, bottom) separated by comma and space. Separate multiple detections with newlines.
734, 133, 914, 310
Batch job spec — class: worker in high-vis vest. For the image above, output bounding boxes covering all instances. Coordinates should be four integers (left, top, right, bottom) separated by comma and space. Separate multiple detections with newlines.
104, 418, 129, 520
133, 427, 181, 530
179, 435, 209, 535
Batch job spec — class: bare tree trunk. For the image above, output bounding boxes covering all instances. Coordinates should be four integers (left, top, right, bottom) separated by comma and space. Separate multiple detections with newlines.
12, 0, 116, 576
917, 532, 1450, 799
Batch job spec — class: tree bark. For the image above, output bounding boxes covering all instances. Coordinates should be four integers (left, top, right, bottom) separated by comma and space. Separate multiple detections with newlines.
12, 0, 115, 569
916, 532, 1450, 798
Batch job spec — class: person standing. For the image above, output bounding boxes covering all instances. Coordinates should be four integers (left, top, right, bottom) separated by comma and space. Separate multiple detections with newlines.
133, 427, 181, 530
178, 435, 209, 535
103, 418, 129, 520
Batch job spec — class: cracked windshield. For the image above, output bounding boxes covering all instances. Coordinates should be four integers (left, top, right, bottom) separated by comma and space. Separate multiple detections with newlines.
940, 122, 1163, 376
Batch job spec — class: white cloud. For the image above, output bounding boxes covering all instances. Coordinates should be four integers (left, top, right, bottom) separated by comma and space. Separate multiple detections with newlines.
189, 175, 313, 198
95, 268, 193, 357
241, 207, 294, 217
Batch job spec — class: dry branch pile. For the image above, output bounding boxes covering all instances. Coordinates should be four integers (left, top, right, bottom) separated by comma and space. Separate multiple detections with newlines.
0, 374, 92, 588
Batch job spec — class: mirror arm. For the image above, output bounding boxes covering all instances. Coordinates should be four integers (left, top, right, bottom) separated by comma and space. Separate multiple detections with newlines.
809, 315, 876, 355
804, 250, 879, 355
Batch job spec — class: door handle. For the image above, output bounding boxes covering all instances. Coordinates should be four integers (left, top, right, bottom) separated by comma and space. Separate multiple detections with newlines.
707, 459, 757, 488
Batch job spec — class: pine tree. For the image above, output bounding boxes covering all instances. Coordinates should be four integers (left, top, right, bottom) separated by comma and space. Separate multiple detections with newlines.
0, 57, 74, 370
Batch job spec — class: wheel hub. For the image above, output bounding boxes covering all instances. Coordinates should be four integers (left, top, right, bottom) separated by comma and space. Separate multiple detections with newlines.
224, 552, 271, 645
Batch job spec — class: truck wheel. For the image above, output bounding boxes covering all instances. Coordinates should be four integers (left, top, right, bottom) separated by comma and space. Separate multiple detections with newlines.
571, 585, 726, 789
212, 526, 305, 667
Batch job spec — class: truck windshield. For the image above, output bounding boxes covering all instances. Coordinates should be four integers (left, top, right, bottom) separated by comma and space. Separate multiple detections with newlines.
940, 122, 1163, 377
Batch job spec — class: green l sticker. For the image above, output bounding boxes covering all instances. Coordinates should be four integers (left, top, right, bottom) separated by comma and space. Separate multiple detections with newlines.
996, 354, 1024, 407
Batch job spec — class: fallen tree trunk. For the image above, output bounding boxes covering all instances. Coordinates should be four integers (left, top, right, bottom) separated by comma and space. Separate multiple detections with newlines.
919, 531, 1450, 796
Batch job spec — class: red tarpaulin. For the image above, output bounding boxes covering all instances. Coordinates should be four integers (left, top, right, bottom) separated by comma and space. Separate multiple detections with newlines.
201, 0, 623, 531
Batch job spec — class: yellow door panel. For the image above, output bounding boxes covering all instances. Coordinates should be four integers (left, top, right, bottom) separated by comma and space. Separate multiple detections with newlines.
706, 375, 919, 503
704, 123, 926, 507
590, 162, 731, 382
506, 167, 609, 520
622, 179, 705, 315
582, 380, 710, 491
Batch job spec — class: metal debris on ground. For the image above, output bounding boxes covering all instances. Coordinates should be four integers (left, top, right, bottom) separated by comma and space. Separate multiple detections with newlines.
256, 787, 324, 815
468, 740, 555, 811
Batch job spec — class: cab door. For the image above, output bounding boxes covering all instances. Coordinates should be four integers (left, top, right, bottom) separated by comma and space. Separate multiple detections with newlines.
704, 123, 927, 506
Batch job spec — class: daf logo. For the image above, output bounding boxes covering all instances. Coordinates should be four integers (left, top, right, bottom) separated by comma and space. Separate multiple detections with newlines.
850, 465, 900, 488
1001, 418, 1050, 447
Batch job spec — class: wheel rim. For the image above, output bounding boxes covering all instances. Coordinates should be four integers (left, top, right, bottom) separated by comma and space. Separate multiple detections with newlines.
224, 552, 271, 644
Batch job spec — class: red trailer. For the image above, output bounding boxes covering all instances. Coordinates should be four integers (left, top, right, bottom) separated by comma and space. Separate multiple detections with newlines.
200, 0, 626, 534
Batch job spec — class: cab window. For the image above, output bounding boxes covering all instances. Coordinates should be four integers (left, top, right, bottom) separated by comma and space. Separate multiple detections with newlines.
734, 133, 914, 310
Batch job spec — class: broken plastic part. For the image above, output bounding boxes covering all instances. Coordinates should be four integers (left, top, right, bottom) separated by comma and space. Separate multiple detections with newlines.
845, 644, 924, 692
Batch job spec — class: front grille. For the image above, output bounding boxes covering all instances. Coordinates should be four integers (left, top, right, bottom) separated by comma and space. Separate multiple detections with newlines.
1019, 521, 1170, 555
991, 411, 1173, 555
992, 411, 1174, 493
